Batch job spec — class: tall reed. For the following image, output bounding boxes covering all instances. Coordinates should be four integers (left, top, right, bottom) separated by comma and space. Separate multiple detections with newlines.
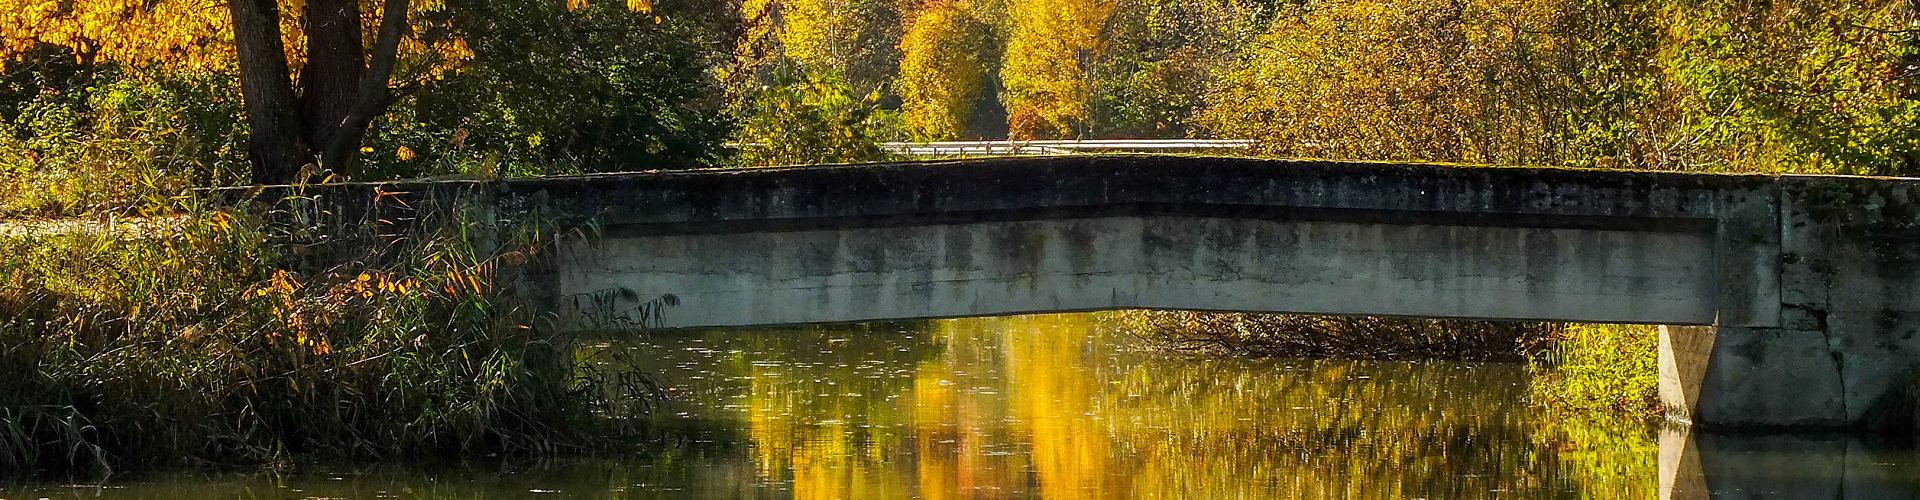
0, 189, 621, 476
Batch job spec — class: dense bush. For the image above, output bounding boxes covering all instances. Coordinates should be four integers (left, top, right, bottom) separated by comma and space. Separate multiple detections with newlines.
727, 65, 900, 167
359, 0, 734, 178
0, 61, 246, 216
1528, 324, 1662, 413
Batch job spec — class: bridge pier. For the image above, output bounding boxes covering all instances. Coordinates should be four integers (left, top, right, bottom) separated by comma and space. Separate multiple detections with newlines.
1657, 426, 1920, 499
1662, 176, 1920, 431
1659, 319, 1920, 431
1660, 325, 1850, 428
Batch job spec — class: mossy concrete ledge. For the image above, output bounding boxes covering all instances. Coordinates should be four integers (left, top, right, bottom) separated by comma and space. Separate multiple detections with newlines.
217, 155, 1920, 432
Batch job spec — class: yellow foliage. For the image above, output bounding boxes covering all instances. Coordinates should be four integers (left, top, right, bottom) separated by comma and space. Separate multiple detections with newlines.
565, 0, 651, 12
897, 0, 987, 140
0, 0, 233, 69
1659, 0, 1920, 174
999, 0, 1116, 139
775, 0, 838, 64
1200, 0, 1582, 164
737, 0, 872, 75
0, 0, 475, 78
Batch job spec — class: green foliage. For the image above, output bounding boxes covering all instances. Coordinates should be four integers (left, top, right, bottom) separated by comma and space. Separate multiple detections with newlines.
1664, 0, 1920, 175
0, 62, 247, 217
1199, 0, 1605, 165
358, 0, 734, 179
1087, 0, 1237, 139
0, 45, 98, 126
1195, 0, 1918, 174
1529, 324, 1661, 413
728, 65, 900, 167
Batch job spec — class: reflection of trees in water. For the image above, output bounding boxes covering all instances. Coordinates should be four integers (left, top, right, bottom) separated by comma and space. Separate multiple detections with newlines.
696, 314, 1654, 498
55, 316, 1654, 498
1102, 356, 1577, 498
644, 321, 945, 498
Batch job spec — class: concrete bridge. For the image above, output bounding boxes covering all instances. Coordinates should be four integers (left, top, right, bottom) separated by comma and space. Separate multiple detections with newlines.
284, 155, 1920, 432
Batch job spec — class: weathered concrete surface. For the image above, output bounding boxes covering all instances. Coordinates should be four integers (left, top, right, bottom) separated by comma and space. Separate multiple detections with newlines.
218, 155, 1920, 431
557, 215, 1715, 328
1661, 326, 1849, 428
1652, 176, 1920, 431
500, 155, 1768, 328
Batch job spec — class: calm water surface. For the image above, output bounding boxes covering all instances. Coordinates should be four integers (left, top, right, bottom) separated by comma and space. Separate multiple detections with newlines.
6, 313, 1918, 498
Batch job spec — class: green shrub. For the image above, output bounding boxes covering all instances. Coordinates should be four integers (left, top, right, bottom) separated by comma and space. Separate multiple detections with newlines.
1528, 323, 1661, 413
728, 65, 900, 167
0, 68, 246, 217
359, 0, 733, 179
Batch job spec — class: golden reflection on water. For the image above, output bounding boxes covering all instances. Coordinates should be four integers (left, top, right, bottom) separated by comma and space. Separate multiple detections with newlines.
642, 313, 1660, 499
21, 314, 1920, 498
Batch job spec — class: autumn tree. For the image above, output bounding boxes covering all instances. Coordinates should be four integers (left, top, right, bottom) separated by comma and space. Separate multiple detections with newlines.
1087, 0, 1243, 139
1, 0, 458, 183
735, 0, 901, 92
897, 0, 993, 140
1664, 0, 1920, 175
0, 1, 233, 70
223, 0, 420, 183
999, 0, 1116, 139
1198, 0, 1622, 165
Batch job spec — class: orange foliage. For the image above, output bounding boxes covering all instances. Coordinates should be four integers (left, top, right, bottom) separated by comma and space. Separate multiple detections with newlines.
0, 0, 234, 69
0, 0, 481, 78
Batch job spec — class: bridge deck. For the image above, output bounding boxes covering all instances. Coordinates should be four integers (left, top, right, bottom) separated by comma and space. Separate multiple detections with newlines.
491, 156, 1778, 330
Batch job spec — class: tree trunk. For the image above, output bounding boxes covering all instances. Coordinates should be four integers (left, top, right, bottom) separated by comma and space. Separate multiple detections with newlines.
228, 0, 309, 184
301, 0, 367, 176
320, 0, 412, 176
228, 0, 410, 184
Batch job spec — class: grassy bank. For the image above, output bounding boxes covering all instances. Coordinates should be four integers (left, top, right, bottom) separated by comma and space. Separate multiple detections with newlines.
0, 197, 635, 477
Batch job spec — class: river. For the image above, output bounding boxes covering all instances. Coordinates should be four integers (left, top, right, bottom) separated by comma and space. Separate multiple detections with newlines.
5, 313, 1918, 498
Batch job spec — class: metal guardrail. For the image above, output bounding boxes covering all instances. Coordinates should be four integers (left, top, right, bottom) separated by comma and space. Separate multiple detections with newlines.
881, 139, 1257, 156
724, 139, 1258, 156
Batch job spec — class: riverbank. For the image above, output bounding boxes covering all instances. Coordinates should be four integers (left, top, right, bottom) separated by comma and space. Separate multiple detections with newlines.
1104, 309, 1563, 361
1527, 323, 1663, 413
1108, 310, 1662, 414
0, 203, 635, 476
